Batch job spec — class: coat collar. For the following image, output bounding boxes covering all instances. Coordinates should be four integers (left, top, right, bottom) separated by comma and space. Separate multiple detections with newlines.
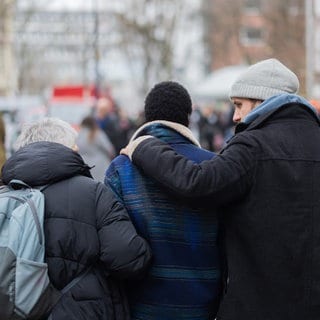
2, 141, 92, 186
235, 98, 320, 134
243, 94, 317, 125
130, 120, 201, 147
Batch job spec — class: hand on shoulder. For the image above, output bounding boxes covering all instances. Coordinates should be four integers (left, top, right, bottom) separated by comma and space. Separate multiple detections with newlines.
120, 135, 154, 160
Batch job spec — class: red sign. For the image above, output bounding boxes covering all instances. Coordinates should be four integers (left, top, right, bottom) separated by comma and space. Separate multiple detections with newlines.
52, 85, 96, 102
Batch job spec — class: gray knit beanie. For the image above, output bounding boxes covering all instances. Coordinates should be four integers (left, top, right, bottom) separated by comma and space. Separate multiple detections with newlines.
229, 58, 299, 100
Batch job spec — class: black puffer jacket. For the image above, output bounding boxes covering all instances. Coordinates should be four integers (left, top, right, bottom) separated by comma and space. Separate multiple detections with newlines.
2, 142, 152, 320
129, 102, 320, 319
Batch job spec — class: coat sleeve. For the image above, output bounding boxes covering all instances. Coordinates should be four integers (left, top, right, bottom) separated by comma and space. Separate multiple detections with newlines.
104, 159, 123, 202
131, 132, 258, 206
95, 182, 152, 279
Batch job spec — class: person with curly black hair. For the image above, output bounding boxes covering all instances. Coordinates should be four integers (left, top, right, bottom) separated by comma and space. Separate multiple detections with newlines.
105, 81, 222, 320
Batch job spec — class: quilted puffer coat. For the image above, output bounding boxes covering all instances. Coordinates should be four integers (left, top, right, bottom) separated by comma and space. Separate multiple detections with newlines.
1, 141, 152, 320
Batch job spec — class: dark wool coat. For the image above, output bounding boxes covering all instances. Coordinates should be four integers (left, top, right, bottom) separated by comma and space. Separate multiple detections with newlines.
1, 142, 152, 320
129, 97, 320, 319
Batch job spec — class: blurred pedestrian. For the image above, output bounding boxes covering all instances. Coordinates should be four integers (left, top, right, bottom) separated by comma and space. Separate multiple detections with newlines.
121, 59, 320, 319
117, 108, 136, 149
105, 81, 222, 320
1, 117, 152, 320
96, 97, 122, 153
77, 116, 115, 182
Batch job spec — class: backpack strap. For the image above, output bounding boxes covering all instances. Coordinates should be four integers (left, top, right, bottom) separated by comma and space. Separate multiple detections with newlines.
26, 197, 44, 245
60, 266, 92, 295
47, 265, 93, 320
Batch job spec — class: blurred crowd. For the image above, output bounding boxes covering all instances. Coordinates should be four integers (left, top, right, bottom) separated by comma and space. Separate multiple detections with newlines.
0, 96, 236, 180
75, 98, 235, 181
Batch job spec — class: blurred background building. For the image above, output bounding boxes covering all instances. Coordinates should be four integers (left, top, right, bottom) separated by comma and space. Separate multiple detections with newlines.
1, 0, 319, 104
202, 0, 306, 92
9, 0, 206, 113
0, 0, 320, 157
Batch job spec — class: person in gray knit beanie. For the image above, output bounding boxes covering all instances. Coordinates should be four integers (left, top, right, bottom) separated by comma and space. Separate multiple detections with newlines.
230, 58, 299, 100
120, 57, 320, 320
229, 58, 300, 123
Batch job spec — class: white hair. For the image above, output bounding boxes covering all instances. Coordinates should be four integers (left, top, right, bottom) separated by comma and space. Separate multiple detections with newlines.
15, 117, 78, 150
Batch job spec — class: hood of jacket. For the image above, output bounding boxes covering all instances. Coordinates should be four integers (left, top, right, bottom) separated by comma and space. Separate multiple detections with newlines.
243, 93, 318, 124
1, 141, 92, 186
235, 93, 320, 134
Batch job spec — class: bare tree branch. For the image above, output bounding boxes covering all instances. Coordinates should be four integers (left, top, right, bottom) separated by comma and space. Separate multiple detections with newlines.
115, 0, 184, 95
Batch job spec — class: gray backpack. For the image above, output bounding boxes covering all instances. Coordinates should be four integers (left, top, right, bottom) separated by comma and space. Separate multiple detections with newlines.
0, 179, 61, 319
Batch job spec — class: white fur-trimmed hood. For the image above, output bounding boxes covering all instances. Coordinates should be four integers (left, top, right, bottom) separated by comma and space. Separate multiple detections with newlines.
129, 120, 201, 147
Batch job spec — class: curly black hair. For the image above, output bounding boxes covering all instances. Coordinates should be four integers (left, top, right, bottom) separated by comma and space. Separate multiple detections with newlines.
144, 81, 192, 127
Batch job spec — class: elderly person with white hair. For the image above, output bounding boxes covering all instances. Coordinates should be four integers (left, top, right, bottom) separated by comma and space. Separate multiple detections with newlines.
1, 117, 151, 320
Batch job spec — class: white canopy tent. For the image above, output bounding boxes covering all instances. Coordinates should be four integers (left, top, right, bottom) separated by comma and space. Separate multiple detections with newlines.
192, 65, 249, 103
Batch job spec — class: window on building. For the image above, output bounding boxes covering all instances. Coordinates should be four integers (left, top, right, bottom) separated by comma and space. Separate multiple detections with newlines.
244, 0, 262, 14
240, 26, 264, 45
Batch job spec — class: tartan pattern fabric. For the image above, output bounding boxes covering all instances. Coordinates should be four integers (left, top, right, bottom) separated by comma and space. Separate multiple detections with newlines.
105, 122, 221, 320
